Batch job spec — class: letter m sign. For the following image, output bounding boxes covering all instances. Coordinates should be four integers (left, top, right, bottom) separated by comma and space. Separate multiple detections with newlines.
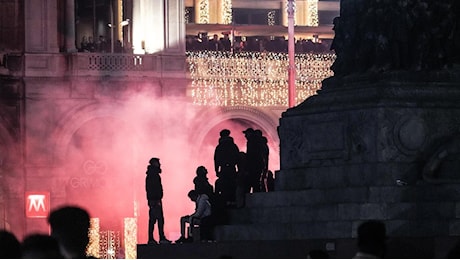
25, 191, 50, 218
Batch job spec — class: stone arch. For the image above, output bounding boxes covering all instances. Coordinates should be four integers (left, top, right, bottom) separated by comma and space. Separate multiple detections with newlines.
51, 101, 153, 225
53, 101, 145, 165
190, 106, 279, 149
189, 106, 281, 173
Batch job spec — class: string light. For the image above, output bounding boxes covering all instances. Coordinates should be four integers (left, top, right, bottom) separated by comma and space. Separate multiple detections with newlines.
307, 0, 319, 26
99, 230, 121, 259
187, 51, 335, 107
198, 0, 209, 24
87, 218, 100, 258
286, 0, 296, 26
185, 8, 190, 24
222, 0, 232, 24
267, 11, 276, 26
124, 218, 137, 259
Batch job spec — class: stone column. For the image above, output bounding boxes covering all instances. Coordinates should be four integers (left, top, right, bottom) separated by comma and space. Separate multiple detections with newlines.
65, 0, 77, 52
164, 0, 185, 53
25, 0, 59, 52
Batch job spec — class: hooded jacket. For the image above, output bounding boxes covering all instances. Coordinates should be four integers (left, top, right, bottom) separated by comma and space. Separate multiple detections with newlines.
145, 165, 163, 201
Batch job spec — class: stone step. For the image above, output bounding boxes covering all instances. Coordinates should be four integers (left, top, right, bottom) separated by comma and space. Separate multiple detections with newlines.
275, 164, 421, 191
214, 221, 352, 241
214, 219, 460, 242
227, 200, 458, 225
137, 236, 457, 259
239, 184, 460, 209
137, 239, 351, 258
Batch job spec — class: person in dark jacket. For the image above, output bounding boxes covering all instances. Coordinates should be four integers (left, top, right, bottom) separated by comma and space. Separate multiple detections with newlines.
243, 128, 265, 193
193, 166, 214, 197
47, 206, 93, 258
214, 129, 240, 206
145, 157, 171, 244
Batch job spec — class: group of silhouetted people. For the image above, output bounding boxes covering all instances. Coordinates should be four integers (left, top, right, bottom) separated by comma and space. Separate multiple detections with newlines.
145, 158, 214, 244
0, 205, 96, 258
144, 127, 274, 244
214, 128, 274, 209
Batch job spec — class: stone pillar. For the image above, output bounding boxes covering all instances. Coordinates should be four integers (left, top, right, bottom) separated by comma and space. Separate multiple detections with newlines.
164, 0, 185, 54
65, 0, 77, 52
25, 0, 59, 53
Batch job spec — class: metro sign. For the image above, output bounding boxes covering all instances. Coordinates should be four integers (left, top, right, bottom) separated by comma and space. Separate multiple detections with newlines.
25, 191, 50, 218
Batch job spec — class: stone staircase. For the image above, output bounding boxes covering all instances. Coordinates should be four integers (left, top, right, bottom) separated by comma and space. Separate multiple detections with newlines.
213, 180, 460, 241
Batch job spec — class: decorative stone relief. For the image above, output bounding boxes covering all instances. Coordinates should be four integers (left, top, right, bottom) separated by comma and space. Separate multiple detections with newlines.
347, 111, 373, 162
393, 116, 427, 156
280, 120, 304, 168
380, 109, 423, 161
423, 134, 460, 183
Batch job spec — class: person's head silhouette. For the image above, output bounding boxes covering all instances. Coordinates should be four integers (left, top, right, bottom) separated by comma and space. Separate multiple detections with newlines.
47, 206, 91, 258
356, 220, 387, 258
0, 229, 21, 258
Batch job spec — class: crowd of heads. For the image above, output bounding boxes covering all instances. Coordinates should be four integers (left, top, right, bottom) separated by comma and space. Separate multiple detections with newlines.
186, 33, 334, 54
0, 205, 95, 259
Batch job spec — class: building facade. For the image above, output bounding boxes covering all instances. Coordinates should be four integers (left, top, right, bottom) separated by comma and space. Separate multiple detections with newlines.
0, 0, 338, 256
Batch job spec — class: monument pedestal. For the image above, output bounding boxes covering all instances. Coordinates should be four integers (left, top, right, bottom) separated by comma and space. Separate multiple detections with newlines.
214, 70, 460, 257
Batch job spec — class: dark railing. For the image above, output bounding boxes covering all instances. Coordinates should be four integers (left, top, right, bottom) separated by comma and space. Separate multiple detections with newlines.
86, 54, 144, 71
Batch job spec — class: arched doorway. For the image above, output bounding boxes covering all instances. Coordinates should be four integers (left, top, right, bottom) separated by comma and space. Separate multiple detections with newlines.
189, 106, 280, 189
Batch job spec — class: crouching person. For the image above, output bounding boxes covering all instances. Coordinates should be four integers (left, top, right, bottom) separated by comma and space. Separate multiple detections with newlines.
175, 190, 212, 243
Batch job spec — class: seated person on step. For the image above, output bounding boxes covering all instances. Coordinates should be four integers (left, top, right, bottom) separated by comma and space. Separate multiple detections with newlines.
175, 190, 212, 243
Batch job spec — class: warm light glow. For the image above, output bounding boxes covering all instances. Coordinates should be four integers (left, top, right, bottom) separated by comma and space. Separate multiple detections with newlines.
222, 0, 232, 24
286, 0, 296, 16
124, 218, 137, 259
185, 8, 191, 24
87, 218, 100, 258
100, 230, 121, 259
267, 10, 276, 26
198, 0, 210, 24
283, 0, 296, 26
187, 51, 335, 107
307, 0, 319, 26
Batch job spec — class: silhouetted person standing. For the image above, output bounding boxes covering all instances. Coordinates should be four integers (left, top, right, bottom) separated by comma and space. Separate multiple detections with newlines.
145, 157, 171, 244
220, 33, 231, 51
266, 170, 275, 192
208, 34, 222, 51
214, 129, 240, 206
254, 129, 269, 191
235, 151, 249, 208
47, 206, 93, 258
353, 220, 387, 258
243, 128, 265, 193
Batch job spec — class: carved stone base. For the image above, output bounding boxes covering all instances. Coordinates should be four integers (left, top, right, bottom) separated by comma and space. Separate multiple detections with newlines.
279, 69, 460, 189
271, 69, 460, 239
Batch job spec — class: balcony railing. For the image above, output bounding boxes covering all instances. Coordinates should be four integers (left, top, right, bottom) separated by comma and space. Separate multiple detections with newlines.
86, 54, 145, 71
1, 51, 336, 108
